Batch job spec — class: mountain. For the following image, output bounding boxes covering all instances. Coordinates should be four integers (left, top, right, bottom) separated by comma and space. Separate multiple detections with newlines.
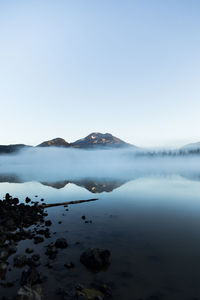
37, 138, 70, 147
0, 144, 30, 154
0, 133, 133, 154
71, 132, 133, 148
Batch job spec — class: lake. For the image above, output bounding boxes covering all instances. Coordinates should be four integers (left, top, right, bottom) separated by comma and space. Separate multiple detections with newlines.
1, 171, 200, 299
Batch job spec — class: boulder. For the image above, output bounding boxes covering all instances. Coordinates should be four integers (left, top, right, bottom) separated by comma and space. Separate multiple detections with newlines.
80, 248, 110, 270
55, 238, 68, 249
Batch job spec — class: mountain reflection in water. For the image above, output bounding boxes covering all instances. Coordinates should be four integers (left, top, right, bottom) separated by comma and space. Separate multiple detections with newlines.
1, 172, 200, 299
0, 174, 127, 193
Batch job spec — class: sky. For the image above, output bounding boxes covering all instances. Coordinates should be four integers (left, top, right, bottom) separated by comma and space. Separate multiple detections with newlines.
0, 0, 200, 148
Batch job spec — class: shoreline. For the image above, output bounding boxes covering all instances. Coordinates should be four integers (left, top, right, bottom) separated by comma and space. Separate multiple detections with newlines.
0, 193, 112, 300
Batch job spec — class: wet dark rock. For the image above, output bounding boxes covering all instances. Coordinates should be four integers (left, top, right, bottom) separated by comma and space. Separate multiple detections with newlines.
0, 249, 9, 260
33, 236, 44, 244
26, 258, 40, 268
0, 262, 8, 279
91, 279, 113, 299
64, 262, 75, 269
36, 228, 50, 238
0, 244, 17, 263
55, 238, 68, 249
11, 230, 34, 243
45, 220, 52, 226
31, 254, 40, 262
8, 244, 17, 254
76, 284, 84, 291
25, 197, 31, 204
56, 284, 84, 299
45, 243, 58, 259
0, 281, 14, 288
80, 248, 110, 270
0, 234, 7, 244
46, 260, 53, 268
0, 194, 45, 241
5, 193, 11, 201
20, 267, 43, 286
17, 285, 42, 300
12, 198, 19, 205
5, 219, 16, 231
14, 255, 27, 268
55, 282, 110, 300
99, 284, 112, 298
26, 248, 34, 254
58, 221, 62, 224
1, 297, 13, 300
82, 216, 86, 220
56, 287, 70, 297
76, 287, 104, 300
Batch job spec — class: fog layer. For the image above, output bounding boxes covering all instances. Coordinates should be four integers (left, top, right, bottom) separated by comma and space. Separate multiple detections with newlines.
0, 148, 200, 182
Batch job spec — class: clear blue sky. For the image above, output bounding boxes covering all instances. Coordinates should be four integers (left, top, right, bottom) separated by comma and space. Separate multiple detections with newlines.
0, 0, 200, 147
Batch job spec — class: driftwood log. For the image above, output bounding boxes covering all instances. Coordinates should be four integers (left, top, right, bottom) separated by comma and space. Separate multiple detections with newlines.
35, 198, 98, 208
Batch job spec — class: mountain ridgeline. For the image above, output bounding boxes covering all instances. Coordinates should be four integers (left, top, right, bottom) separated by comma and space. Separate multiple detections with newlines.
0, 133, 133, 154
38, 138, 70, 148
37, 133, 133, 149
1, 132, 200, 155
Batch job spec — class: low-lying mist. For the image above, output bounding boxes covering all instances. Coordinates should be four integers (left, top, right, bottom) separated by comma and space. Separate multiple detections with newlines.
0, 147, 200, 183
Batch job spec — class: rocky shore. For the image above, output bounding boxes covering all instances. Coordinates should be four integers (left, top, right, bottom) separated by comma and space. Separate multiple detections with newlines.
0, 194, 112, 300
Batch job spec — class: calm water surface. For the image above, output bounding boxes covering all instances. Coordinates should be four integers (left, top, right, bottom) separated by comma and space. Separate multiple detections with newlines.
1, 175, 200, 299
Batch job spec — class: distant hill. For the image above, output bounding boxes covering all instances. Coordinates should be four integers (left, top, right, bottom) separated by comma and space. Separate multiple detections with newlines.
71, 132, 133, 148
36, 132, 134, 149
37, 138, 70, 147
4, 134, 200, 155
0, 144, 30, 154
0, 133, 134, 154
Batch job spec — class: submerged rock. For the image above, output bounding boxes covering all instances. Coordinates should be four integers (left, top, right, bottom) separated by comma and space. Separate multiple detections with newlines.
33, 236, 44, 244
44, 220, 52, 227
55, 238, 68, 248
45, 243, 58, 259
64, 261, 75, 269
17, 285, 42, 300
26, 248, 34, 254
80, 248, 110, 270
76, 287, 104, 300
14, 255, 27, 268
20, 267, 43, 286
0, 249, 9, 260
0, 261, 8, 279
31, 254, 40, 262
